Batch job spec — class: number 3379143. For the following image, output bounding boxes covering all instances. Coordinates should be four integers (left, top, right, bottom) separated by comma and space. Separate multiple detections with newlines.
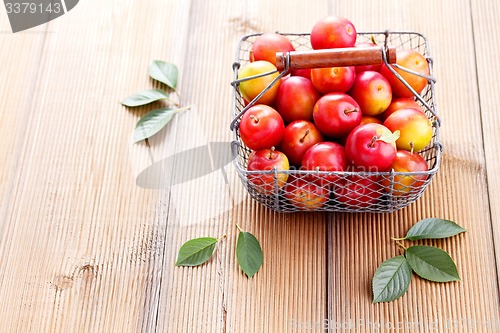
5, 2, 62, 14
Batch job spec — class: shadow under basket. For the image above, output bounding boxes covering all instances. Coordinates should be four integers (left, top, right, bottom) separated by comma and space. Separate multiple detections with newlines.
230, 31, 442, 213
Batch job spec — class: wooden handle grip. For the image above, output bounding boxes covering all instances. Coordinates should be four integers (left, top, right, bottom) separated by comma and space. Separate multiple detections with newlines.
275, 46, 397, 71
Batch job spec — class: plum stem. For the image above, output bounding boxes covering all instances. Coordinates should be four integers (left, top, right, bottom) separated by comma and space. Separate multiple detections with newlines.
369, 135, 377, 148
249, 50, 255, 63
409, 142, 415, 155
300, 129, 310, 143
344, 108, 359, 115
268, 146, 276, 159
249, 115, 259, 124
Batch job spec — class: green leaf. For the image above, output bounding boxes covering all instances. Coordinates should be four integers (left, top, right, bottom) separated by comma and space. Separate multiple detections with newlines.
133, 107, 188, 143
175, 237, 219, 266
236, 231, 263, 278
405, 245, 460, 282
121, 89, 170, 107
378, 129, 400, 144
148, 61, 178, 90
372, 255, 412, 303
404, 218, 466, 241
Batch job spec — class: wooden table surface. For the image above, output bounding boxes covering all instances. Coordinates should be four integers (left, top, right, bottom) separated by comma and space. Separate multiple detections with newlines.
1, 0, 499, 332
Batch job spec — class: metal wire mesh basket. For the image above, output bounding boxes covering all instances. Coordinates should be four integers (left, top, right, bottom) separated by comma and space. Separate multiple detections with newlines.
230, 31, 441, 213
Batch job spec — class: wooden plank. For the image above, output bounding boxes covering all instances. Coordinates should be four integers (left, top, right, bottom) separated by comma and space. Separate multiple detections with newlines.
327, 0, 500, 332
0, 24, 46, 238
0, 21, 52, 333
152, 1, 330, 332
0, 1, 192, 332
470, 0, 500, 287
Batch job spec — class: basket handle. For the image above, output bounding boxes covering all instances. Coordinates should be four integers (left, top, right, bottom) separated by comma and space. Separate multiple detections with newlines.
275, 46, 397, 71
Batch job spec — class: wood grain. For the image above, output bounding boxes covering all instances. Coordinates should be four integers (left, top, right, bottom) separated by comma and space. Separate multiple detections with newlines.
470, 0, 500, 288
0, 19, 49, 333
0, 0, 499, 332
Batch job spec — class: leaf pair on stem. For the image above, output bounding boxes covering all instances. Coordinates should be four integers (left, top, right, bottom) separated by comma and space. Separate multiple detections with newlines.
175, 225, 264, 278
372, 218, 466, 303
121, 61, 190, 143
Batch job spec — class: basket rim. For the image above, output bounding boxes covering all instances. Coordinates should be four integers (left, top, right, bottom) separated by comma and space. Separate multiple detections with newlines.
234, 30, 431, 51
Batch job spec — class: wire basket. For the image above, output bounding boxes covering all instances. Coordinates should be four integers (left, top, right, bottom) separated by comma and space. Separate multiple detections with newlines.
230, 31, 442, 213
